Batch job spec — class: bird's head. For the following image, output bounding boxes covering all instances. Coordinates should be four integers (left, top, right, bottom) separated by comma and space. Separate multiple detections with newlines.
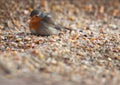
30, 9, 41, 17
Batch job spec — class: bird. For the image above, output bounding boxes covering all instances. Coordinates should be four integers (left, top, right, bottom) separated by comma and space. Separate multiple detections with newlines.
29, 9, 64, 36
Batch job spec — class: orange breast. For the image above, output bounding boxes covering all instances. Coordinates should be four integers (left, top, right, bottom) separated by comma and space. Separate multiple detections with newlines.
29, 16, 42, 31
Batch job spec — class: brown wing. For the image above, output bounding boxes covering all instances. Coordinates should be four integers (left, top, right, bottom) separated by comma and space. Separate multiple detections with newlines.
42, 14, 64, 30
42, 14, 55, 25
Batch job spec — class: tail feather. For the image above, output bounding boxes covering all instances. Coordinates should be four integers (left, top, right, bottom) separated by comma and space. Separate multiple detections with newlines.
55, 24, 71, 31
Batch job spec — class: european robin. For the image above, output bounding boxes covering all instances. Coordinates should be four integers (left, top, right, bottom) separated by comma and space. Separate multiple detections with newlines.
29, 9, 63, 36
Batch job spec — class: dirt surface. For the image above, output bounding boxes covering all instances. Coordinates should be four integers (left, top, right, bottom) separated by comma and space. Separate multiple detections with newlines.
0, 0, 120, 85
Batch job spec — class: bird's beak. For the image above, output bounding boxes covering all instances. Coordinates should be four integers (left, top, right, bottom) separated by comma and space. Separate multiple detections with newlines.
27, 18, 31, 23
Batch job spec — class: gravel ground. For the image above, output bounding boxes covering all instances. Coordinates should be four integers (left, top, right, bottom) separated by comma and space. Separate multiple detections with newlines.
0, 0, 120, 85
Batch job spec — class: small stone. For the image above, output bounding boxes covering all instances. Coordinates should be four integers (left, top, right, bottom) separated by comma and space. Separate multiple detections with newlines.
68, 16, 75, 21
108, 58, 112, 61
1, 36, 5, 40
24, 10, 29, 14
16, 38, 22, 42
24, 37, 31, 41
109, 24, 118, 30
32, 49, 44, 60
